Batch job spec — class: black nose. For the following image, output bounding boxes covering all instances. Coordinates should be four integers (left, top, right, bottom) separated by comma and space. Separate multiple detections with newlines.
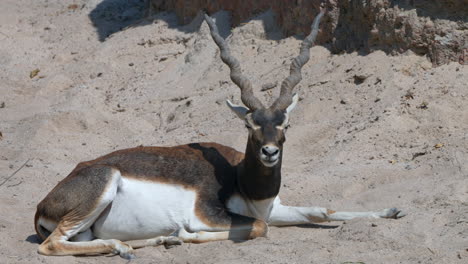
261, 145, 279, 156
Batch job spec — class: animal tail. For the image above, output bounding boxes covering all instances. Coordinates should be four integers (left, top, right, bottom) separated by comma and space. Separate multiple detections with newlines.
34, 210, 51, 242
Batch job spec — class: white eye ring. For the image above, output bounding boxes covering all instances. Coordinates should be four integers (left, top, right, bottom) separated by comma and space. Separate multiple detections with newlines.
276, 124, 290, 130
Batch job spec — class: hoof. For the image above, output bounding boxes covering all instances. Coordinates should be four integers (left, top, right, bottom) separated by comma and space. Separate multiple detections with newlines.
381, 208, 406, 219
164, 237, 183, 249
113, 241, 135, 260
120, 251, 136, 260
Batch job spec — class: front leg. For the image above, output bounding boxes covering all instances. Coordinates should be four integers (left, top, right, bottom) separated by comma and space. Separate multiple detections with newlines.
268, 197, 405, 226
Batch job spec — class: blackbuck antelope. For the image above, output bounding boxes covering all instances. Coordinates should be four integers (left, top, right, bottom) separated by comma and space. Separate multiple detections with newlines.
34, 9, 404, 259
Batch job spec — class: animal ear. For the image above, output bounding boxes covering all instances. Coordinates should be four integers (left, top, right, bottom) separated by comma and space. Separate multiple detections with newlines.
285, 93, 299, 114
226, 100, 249, 119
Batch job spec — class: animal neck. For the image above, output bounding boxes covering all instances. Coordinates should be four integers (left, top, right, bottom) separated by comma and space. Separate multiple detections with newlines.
237, 140, 282, 200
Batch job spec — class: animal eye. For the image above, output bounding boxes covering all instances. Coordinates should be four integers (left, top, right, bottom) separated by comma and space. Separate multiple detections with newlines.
245, 123, 252, 129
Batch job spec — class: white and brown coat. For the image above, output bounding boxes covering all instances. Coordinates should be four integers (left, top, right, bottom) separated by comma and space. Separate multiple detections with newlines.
34, 8, 404, 259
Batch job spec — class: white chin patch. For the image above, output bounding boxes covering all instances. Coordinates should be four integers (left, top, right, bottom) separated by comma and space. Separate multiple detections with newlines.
259, 155, 280, 167
261, 159, 279, 167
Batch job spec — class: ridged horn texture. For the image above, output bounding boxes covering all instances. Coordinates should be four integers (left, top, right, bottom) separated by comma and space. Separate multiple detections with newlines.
204, 14, 264, 111
270, 8, 325, 111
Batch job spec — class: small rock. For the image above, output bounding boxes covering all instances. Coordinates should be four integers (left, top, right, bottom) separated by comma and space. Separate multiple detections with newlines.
68, 4, 79, 10
30, 69, 40, 78
261, 81, 277, 91
353, 74, 369, 85
404, 90, 415, 100
371, 223, 377, 227
425, 20, 434, 29
412, 151, 427, 160
170, 96, 188, 102
0, 102, 5, 108
434, 143, 444, 149
419, 60, 432, 70
416, 101, 428, 109
129, 63, 134, 66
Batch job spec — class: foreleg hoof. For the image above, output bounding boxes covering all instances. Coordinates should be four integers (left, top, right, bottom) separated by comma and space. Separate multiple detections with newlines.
379, 208, 406, 219
119, 251, 136, 260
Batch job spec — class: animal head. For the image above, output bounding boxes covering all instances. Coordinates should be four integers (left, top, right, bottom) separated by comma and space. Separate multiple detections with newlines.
226, 94, 298, 167
205, 8, 324, 167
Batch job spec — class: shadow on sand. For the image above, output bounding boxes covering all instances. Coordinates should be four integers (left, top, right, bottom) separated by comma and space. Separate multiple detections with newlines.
26, 234, 41, 244
89, 0, 282, 42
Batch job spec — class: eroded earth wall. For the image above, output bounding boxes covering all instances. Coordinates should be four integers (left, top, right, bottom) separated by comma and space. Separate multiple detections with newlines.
151, 0, 468, 65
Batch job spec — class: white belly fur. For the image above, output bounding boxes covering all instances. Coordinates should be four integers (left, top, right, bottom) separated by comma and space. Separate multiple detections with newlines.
93, 177, 198, 241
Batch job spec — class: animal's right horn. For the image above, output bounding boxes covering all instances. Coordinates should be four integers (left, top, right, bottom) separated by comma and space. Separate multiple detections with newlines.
205, 14, 264, 111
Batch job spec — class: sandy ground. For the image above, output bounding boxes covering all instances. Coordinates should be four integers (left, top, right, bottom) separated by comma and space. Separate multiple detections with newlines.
0, 1, 467, 263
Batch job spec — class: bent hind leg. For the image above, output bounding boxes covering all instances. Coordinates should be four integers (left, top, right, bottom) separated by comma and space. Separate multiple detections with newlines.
125, 212, 268, 248
35, 165, 134, 259
178, 211, 268, 243
38, 230, 134, 259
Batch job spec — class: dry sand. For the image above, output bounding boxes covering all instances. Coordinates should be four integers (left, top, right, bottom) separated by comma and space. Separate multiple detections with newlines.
0, 1, 467, 263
